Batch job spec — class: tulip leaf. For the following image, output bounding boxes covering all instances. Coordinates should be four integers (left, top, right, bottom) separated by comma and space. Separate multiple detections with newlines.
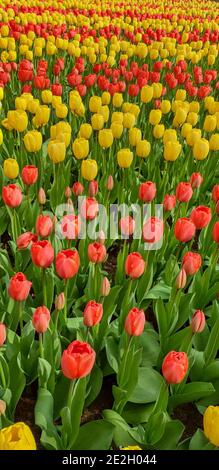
71, 420, 115, 450
169, 382, 215, 409
129, 367, 164, 404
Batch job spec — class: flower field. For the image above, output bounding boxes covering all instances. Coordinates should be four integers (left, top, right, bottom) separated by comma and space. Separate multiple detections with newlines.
1, 0, 219, 452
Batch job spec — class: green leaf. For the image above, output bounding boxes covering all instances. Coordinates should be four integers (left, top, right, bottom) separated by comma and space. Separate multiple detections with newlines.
105, 337, 119, 373
71, 420, 114, 450
204, 303, 219, 365
35, 388, 55, 432
8, 353, 26, 415
146, 283, 171, 300
38, 358, 52, 385
169, 382, 215, 409
129, 367, 165, 404
137, 265, 153, 304
68, 378, 86, 448
157, 420, 185, 450
146, 411, 167, 445
86, 365, 103, 407
189, 429, 210, 450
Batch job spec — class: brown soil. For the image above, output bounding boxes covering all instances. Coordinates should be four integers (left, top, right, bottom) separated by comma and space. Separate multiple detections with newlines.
173, 403, 203, 439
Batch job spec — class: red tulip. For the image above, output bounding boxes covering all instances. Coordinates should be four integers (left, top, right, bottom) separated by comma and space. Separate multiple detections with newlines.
162, 351, 189, 384
176, 182, 193, 203
139, 181, 156, 203
8, 272, 32, 301
83, 300, 103, 327
88, 242, 106, 263
191, 310, 206, 334
119, 216, 135, 237
2, 184, 22, 208
163, 194, 176, 212
80, 197, 99, 220
72, 182, 84, 196
0, 324, 6, 346
61, 215, 81, 240
32, 306, 50, 333
190, 206, 211, 229
143, 217, 164, 244
175, 269, 187, 289
61, 340, 96, 379
182, 251, 202, 275
31, 240, 54, 268
100, 277, 110, 297
38, 187, 46, 205
88, 180, 98, 197
17, 232, 37, 250
125, 307, 145, 336
212, 185, 219, 203
56, 249, 80, 279
213, 222, 219, 243
174, 218, 196, 243
21, 165, 38, 185
106, 175, 114, 191
36, 215, 53, 238
125, 252, 145, 279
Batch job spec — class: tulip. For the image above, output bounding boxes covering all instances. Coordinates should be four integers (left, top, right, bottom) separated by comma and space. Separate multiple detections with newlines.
117, 149, 133, 168
65, 187, 71, 199
162, 351, 189, 384
204, 115, 217, 133
175, 269, 187, 289
2, 184, 22, 208
98, 129, 113, 148
125, 252, 145, 279
88, 242, 106, 263
8, 272, 32, 302
212, 185, 219, 203
163, 194, 176, 212
61, 215, 80, 240
91, 113, 104, 131
0, 323, 6, 346
193, 138, 209, 161
83, 301, 103, 327
209, 134, 219, 151
149, 109, 162, 126
176, 182, 193, 203
61, 340, 96, 379
204, 406, 219, 447
79, 123, 92, 139
190, 173, 203, 189
0, 400, 6, 416
3, 158, 19, 179
80, 197, 99, 220
182, 251, 202, 275
140, 85, 153, 103
111, 121, 123, 139
123, 113, 135, 129
36, 215, 53, 238
81, 159, 98, 181
48, 139, 66, 163
120, 216, 135, 237
139, 181, 156, 202
89, 96, 102, 113
190, 206, 211, 229
32, 306, 50, 334
72, 138, 89, 160
163, 129, 177, 144
136, 140, 151, 158
24, 130, 42, 152
38, 187, 46, 205
129, 128, 142, 147
153, 124, 165, 139
7, 110, 28, 132
100, 277, 110, 297
72, 182, 84, 196
112, 93, 123, 108
31, 240, 54, 268
143, 217, 164, 244
191, 310, 206, 333
125, 307, 145, 336
0, 422, 36, 450
164, 141, 181, 161
21, 165, 38, 186
55, 292, 65, 311
17, 232, 37, 250
174, 218, 196, 243
107, 175, 114, 191
89, 180, 98, 197
56, 249, 80, 279
213, 222, 219, 243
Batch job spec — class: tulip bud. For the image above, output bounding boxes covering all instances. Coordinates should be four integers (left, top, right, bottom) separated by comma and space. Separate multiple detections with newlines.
38, 187, 46, 205
88, 180, 98, 197
65, 186, 71, 198
0, 400, 6, 416
100, 277, 110, 297
32, 306, 51, 333
162, 351, 189, 384
72, 182, 84, 196
107, 175, 114, 191
125, 307, 146, 336
0, 323, 6, 346
175, 269, 187, 289
97, 230, 105, 245
190, 172, 203, 189
191, 310, 206, 333
55, 292, 65, 311
216, 201, 219, 215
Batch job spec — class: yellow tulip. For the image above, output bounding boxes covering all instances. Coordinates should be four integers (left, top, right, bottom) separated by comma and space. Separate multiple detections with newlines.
0, 422, 36, 450
72, 138, 89, 160
186, 112, 198, 126
123, 112, 135, 129
189, 101, 200, 113
149, 109, 162, 126
160, 100, 171, 114
89, 96, 102, 113
193, 138, 209, 160
79, 123, 92, 140
0, 129, 3, 145
0, 87, 4, 101
91, 113, 104, 131
129, 128, 142, 147
136, 140, 151, 158
204, 115, 217, 133
121, 446, 142, 450
153, 124, 165, 139
112, 93, 123, 108
81, 159, 98, 181
164, 141, 182, 161
100, 105, 109, 123
41, 90, 53, 104
186, 129, 202, 146
56, 104, 68, 119
117, 148, 133, 168
48, 140, 66, 163
181, 123, 192, 139
204, 406, 219, 447
3, 158, 19, 179
209, 134, 219, 151
163, 129, 177, 144
111, 112, 123, 124
27, 99, 40, 114
7, 110, 28, 132
98, 129, 113, 149
35, 106, 50, 126
174, 107, 187, 125
140, 85, 153, 103
175, 89, 186, 101
152, 83, 162, 99
110, 122, 123, 139
24, 130, 42, 152
15, 97, 27, 111
101, 91, 111, 105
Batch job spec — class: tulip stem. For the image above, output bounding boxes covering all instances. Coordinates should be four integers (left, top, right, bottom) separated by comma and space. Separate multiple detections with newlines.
0, 355, 6, 389
64, 280, 69, 322
39, 333, 44, 359
42, 269, 47, 306
67, 379, 75, 410
18, 301, 23, 336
